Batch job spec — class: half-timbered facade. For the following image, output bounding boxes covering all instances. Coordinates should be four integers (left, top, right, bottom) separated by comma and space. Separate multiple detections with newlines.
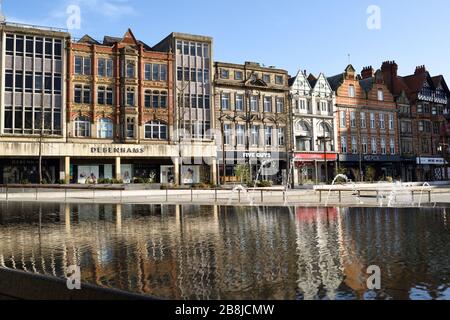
290, 70, 338, 184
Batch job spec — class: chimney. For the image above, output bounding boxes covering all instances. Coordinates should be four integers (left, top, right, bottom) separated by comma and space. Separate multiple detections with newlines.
415, 65, 426, 75
381, 61, 398, 93
361, 66, 374, 79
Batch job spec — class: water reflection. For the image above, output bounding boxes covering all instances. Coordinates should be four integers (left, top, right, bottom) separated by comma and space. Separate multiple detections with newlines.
0, 202, 449, 300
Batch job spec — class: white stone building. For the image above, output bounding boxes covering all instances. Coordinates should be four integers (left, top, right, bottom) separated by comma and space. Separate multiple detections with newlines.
289, 70, 338, 184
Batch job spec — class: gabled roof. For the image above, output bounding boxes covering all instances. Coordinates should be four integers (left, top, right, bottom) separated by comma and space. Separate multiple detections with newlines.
327, 73, 345, 91
432, 75, 450, 94
359, 77, 375, 93
78, 34, 100, 45
307, 74, 317, 88
99, 29, 152, 49
288, 76, 297, 87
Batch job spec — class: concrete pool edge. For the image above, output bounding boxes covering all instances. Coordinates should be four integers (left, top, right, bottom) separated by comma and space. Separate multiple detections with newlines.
0, 268, 155, 300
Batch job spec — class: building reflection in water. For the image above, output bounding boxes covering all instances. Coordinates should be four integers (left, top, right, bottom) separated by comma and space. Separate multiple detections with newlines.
0, 202, 449, 300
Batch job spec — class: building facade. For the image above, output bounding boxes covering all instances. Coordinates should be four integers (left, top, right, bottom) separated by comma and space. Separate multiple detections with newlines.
0, 22, 70, 184
382, 61, 450, 181
153, 33, 217, 185
290, 70, 338, 185
328, 65, 400, 181
214, 61, 290, 185
66, 29, 180, 184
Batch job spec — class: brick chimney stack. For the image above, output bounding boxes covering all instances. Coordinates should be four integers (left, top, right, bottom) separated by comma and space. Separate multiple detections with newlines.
381, 61, 398, 93
361, 66, 374, 79
415, 65, 427, 75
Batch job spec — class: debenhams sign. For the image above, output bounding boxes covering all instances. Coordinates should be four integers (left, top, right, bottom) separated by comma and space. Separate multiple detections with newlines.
91, 146, 145, 154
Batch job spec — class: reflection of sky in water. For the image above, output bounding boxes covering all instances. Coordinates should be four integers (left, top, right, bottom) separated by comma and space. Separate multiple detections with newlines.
0, 203, 449, 300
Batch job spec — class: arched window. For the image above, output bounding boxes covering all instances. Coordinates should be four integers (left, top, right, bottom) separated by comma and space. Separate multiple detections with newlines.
145, 90, 152, 108
145, 121, 168, 140
97, 118, 113, 139
318, 122, 331, 138
74, 116, 91, 137
317, 122, 333, 152
295, 121, 311, 151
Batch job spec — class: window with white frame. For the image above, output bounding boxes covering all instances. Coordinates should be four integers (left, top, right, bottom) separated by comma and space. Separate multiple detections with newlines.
264, 96, 272, 112
377, 89, 384, 101
97, 118, 113, 139
74, 116, 91, 137
126, 61, 135, 78
98, 58, 113, 77
236, 94, 244, 111
362, 137, 368, 154
370, 113, 376, 129
390, 138, 395, 154
74, 84, 91, 104
340, 111, 347, 128
126, 87, 135, 106
351, 136, 358, 154
221, 93, 230, 110
276, 98, 284, 113
320, 101, 328, 112
251, 125, 260, 146
126, 118, 135, 138
389, 113, 394, 130
97, 86, 113, 105
74, 56, 91, 75
145, 121, 168, 140
236, 124, 245, 146
278, 128, 285, 146
223, 124, 232, 145
350, 111, 356, 128
298, 99, 306, 111
381, 137, 387, 154
250, 96, 259, 112
348, 85, 355, 98
371, 137, 377, 154
341, 136, 347, 153
380, 113, 385, 129
361, 112, 366, 128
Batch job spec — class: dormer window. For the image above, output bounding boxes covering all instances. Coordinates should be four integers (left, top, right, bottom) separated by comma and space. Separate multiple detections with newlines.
235, 71, 243, 81
263, 74, 271, 83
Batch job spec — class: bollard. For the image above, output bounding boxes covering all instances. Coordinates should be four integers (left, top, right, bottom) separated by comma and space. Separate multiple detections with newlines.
411, 191, 414, 202
261, 190, 264, 203
339, 191, 342, 203
319, 190, 322, 203
215, 189, 218, 203
166, 188, 169, 202
35, 188, 38, 201
238, 189, 241, 203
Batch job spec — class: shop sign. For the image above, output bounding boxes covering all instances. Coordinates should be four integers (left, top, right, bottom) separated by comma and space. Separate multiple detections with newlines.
294, 153, 337, 161
416, 157, 447, 165
91, 147, 145, 154
243, 152, 272, 159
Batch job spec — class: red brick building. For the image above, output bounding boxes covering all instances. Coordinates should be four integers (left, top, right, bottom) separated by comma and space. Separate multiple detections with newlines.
66, 29, 178, 184
382, 61, 450, 181
328, 65, 400, 181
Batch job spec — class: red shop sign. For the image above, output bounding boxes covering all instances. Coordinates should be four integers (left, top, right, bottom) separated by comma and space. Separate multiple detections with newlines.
294, 153, 338, 161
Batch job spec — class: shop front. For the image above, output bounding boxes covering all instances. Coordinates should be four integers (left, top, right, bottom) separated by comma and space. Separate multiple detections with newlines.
0, 142, 217, 185
293, 153, 338, 185
218, 151, 288, 185
416, 157, 448, 181
338, 154, 401, 181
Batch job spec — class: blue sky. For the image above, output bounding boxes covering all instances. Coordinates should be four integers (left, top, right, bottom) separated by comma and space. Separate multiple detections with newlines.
3, 0, 450, 79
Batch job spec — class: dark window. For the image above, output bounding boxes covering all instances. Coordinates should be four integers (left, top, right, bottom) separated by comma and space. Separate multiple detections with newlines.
145, 91, 151, 108
35, 73, 43, 92
83, 85, 91, 104
177, 67, 183, 81
74, 85, 82, 103
36, 38, 43, 57
26, 37, 34, 56
5, 111, 13, 129
98, 86, 105, 104
16, 36, 24, 55
160, 65, 167, 81
15, 72, 23, 91
25, 73, 33, 92
6, 36, 14, 54
5, 71, 13, 91
152, 64, 159, 81
54, 40, 62, 59
15, 111, 23, 129
54, 75, 62, 93
45, 40, 53, 58
45, 74, 52, 93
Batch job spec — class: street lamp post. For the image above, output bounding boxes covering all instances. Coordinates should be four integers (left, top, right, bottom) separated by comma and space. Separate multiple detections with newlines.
317, 136, 332, 183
